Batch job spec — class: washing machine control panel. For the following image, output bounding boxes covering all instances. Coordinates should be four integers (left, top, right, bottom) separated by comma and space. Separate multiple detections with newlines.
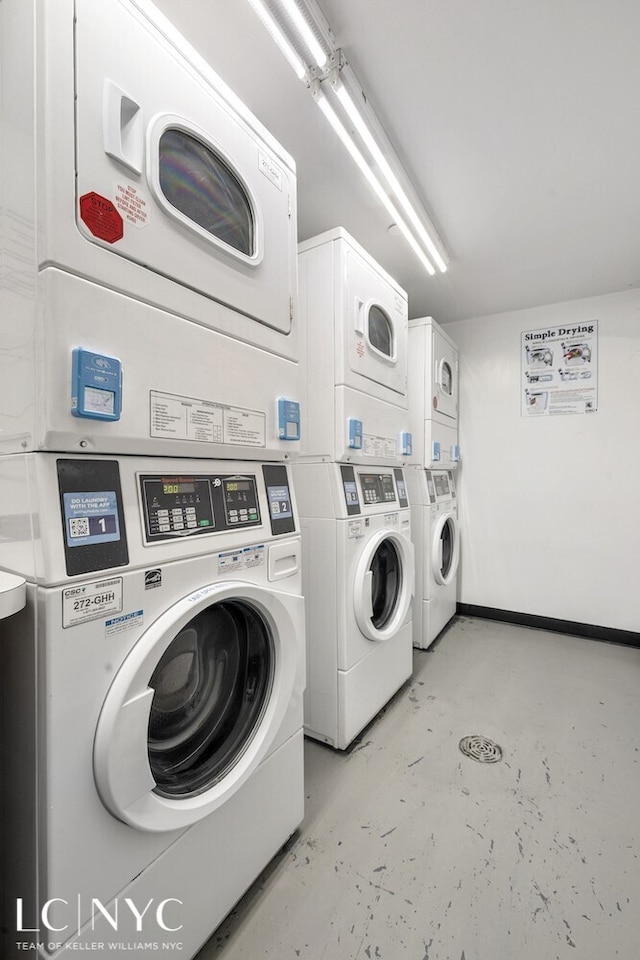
140, 473, 261, 542
425, 470, 456, 504
340, 467, 408, 516
360, 473, 397, 505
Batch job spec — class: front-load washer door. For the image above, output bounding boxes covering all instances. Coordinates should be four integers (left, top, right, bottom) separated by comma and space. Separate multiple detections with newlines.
432, 328, 458, 422
354, 530, 414, 641
341, 246, 408, 398
94, 581, 301, 832
72, 0, 295, 338
431, 511, 460, 586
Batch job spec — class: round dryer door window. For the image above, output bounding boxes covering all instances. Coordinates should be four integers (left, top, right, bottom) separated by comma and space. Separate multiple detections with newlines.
354, 530, 414, 642
368, 304, 394, 357
148, 601, 273, 798
93, 582, 302, 832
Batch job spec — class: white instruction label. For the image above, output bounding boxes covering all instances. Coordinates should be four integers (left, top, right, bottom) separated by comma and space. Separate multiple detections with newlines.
150, 391, 266, 447
62, 577, 123, 628
105, 609, 143, 637
363, 435, 398, 459
218, 544, 265, 574
223, 408, 266, 447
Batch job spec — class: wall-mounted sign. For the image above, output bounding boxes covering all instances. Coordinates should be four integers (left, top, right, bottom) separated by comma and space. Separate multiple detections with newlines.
521, 320, 598, 416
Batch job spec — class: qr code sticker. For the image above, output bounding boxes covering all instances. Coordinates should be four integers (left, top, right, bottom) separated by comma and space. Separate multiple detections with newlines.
69, 517, 89, 538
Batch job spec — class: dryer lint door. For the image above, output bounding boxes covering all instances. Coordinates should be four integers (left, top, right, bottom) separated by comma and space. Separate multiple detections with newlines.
340, 246, 408, 398
354, 529, 414, 641
431, 510, 460, 586
432, 328, 458, 423
94, 581, 299, 832
72, 0, 295, 338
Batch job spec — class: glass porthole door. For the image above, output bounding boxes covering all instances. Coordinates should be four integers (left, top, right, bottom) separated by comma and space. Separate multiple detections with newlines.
367, 305, 394, 359
93, 582, 299, 832
354, 530, 414, 642
148, 600, 273, 799
431, 513, 460, 586
157, 128, 255, 259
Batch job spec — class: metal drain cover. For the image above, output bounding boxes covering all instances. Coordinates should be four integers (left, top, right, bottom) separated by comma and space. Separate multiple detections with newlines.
459, 735, 503, 763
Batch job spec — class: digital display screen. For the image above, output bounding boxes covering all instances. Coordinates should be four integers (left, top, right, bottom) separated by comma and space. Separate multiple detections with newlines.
224, 480, 253, 493
162, 482, 196, 495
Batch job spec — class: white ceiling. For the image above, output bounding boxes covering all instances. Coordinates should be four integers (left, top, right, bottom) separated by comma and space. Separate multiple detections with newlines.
153, 0, 640, 324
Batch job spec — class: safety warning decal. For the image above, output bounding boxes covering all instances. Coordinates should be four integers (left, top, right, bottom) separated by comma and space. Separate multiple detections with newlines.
114, 182, 149, 228
79, 192, 123, 244
105, 609, 143, 637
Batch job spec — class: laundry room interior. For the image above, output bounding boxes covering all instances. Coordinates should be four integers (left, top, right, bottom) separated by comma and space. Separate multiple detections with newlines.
0, 2, 638, 960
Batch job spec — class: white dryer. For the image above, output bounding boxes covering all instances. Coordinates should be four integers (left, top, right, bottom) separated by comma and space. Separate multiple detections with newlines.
0, 0, 301, 461
0, 454, 304, 958
407, 316, 460, 469
298, 228, 412, 465
405, 467, 460, 649
293, 461, 414, 749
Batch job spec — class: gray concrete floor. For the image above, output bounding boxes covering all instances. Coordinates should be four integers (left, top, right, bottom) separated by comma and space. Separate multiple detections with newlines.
196, 616, 640, 959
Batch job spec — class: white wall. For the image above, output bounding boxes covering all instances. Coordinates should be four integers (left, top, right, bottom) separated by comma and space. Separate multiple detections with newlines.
446, 288, 640, 632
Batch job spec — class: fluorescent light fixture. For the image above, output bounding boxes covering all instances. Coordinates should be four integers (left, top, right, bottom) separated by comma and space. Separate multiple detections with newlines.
316, 93, 436, 275
246, 0, 307, 79
245, 0, 448, 278
334, 83, 447, 273
279, 0, 328, 68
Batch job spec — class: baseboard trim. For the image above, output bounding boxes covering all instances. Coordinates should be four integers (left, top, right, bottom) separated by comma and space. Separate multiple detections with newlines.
456, 603, 640, 648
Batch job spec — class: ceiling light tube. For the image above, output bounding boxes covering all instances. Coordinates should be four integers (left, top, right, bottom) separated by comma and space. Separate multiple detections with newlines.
279, 0, 328, 69
315, 93, 436, 276
246, 0, 308, 79
335, 84, 447, 273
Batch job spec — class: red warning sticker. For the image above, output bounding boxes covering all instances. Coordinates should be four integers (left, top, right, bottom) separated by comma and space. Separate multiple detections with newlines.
79, 192, 124, 244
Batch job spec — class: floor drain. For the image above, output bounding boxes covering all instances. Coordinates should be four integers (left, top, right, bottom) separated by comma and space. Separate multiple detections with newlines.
459, 735, 503, 763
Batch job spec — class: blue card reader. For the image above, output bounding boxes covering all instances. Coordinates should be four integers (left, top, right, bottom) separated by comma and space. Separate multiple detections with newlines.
71, 349, 122, 421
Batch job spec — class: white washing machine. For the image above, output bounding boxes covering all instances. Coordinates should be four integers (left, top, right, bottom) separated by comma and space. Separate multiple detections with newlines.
0, 454, 305, 959
407, 316, 460, 469
405, 467, 460, 649
293, 461, 414, 749
0, 0, 301, 460
297, 228, 412, 465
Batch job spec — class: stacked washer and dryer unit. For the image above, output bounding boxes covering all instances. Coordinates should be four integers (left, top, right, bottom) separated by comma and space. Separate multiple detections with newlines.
406, 317, 462, 649
293, 228, 415, 751
0, 2, 305, 957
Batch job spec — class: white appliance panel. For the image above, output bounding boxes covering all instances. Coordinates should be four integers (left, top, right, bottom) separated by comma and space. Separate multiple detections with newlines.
293, 461, 414, 749
405, 466, 460, 649
0, 452, 305, 957
340, 240, 408, 398
407, 317, 460, 468
298, 229, 410, 463
72, 0, 296, 337
0, 0, 300, 460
